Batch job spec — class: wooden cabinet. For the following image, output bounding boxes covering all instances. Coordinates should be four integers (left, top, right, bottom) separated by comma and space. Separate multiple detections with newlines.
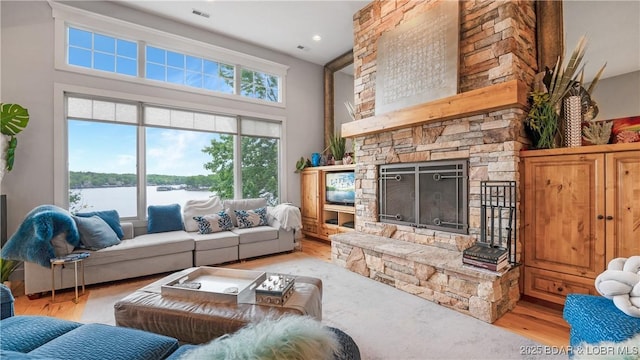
300, 164, 355, 241
522, 143, 640, 304
300, 168, 320, 237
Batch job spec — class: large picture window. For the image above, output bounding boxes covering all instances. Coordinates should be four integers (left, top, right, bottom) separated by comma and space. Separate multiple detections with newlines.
66, 95, 281, 219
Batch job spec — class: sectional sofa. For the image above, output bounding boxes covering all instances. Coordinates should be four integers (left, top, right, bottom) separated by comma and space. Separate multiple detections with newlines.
0, 284, 361, 360
22, 198, 299, 296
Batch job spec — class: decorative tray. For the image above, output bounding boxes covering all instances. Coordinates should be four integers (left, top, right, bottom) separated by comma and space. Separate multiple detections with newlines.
160, 267, 266, 304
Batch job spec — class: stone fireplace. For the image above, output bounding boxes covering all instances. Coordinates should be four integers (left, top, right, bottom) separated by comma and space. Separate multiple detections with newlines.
330, 0, 538, 323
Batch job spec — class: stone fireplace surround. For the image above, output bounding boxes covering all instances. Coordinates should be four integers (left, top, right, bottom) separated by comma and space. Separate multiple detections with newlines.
329, 0, 538, 323
331, 98, 527, 323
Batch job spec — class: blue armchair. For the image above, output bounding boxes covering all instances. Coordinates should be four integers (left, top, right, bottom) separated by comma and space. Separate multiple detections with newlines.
0, 283, 14, 319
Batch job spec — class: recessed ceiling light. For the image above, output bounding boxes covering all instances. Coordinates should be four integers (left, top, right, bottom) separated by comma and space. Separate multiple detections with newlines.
312, 35, 322, 42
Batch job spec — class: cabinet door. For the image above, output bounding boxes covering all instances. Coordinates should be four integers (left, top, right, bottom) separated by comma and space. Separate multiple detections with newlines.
300, 169, 320, 221
605, 150, 640, 261
523, 153, 606, 279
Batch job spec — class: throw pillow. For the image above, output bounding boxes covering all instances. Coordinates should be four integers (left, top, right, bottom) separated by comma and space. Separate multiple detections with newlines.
234, 207, 268, 229
75, 210, 124, 239
193, 211, 233, 234
147, 204, 184, 234
223, 198, 268, 227
183, 196, 224, 232
51, 233, 75, 257
180, 315, 339, 360
73, 215, 120, 250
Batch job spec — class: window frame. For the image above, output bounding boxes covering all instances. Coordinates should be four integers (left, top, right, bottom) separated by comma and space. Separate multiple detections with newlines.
52, 2, 288, 107
54, 83, 286, 223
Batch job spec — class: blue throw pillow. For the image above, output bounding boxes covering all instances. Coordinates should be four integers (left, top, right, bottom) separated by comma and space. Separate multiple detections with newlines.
234, 207, 268, 229
193, 211, 233, 234
147, 204, 184, 234
75, 210, 124, 239
73, 216, 121, 251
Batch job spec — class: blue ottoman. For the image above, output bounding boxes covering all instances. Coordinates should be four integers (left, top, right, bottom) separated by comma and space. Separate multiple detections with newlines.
563, 294, 640, 349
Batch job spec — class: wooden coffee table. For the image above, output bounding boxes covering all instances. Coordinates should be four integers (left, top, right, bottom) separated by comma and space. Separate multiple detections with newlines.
114, 267, 323, 344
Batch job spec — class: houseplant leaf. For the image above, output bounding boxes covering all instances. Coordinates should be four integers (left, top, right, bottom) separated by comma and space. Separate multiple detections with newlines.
1, 103, 30, 136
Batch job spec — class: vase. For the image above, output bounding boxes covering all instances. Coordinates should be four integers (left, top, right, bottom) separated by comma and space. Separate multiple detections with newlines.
0, 134, 8, 183
563, 95, 582, 147
311, 153, 321, 167
334, 159, 343, 165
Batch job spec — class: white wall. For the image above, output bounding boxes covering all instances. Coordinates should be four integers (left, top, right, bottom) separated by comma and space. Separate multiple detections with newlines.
591, 71, 640, 120
0, 1, 324, 235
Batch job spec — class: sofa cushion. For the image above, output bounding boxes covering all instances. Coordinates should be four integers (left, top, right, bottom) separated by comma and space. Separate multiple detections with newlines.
191, 231, 239, 251
81, 231, 194, 266
0, 316, 81, 353
193, 211, 233, 234
224, 198, 267, 226
75, 210, 124, 239
183, 196, 224, 232
234, 207, 268, 229
74, 215, 121, 251
232, 225, 278, 244
147, 204, 184, 234
29, 323, 179, 360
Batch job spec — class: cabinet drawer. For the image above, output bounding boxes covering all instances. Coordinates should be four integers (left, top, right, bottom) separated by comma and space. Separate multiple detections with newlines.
301, 220, 317, 235
524, 267, 598, 305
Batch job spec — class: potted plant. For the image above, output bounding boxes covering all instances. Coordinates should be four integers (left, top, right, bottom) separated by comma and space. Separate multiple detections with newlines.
1, 103, 30, 180
525, 37, 605, 149
0, 257, 19, 287
328, 133, 346, 164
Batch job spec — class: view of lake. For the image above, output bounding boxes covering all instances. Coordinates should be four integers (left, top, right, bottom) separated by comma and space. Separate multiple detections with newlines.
74, 186, 215, 218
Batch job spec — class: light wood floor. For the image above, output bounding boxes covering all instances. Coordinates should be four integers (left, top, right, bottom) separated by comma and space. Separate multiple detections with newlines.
12, 237, 569, 347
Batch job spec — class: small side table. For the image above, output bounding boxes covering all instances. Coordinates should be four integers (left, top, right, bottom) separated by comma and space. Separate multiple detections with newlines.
50, 252, 90, 303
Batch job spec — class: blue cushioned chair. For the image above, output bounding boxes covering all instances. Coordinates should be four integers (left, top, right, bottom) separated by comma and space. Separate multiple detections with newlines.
563, 294, 640, 355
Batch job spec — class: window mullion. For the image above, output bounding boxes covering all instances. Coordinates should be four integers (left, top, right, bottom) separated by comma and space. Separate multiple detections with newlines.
137, 104, 147, 220
234, 115, 242, 200
138, 40, 146, 79
234, 66, 241, 96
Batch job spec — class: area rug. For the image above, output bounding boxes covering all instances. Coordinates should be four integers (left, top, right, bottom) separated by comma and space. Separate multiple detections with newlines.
81, 252, 562, 359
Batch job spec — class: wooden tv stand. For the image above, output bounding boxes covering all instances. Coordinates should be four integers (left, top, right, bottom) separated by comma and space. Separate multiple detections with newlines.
300, 164, 355, 241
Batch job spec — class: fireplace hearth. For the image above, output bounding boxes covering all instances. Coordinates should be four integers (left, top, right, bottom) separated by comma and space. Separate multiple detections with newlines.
378, 160, 468, 234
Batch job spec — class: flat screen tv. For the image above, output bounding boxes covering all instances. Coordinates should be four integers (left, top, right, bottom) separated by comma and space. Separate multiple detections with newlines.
325, 171, 355, 205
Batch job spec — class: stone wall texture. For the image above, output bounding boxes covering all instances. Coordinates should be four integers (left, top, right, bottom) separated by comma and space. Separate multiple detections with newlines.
333, 0, 539, 322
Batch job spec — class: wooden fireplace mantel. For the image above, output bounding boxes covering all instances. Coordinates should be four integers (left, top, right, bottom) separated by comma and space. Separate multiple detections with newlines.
342, 79, 529, 138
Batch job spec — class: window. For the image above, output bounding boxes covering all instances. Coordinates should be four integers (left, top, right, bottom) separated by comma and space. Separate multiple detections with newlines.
241, 69, 279, 102
67, 27, 137, 76
240, 118, 280, 204
66, 95, 281, 219
56, 6, 288, 105
67, 97, 138, 216
145, 45, 234, 94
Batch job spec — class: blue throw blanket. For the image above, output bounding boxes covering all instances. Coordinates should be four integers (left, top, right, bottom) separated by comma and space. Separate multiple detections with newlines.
1, 205, 80, 267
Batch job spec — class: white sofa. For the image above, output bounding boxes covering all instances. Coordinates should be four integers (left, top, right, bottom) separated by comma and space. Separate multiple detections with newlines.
23, 199, 298, 296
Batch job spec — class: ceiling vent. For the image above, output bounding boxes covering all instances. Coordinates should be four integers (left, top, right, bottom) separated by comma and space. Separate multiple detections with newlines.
192, 9, 210, 18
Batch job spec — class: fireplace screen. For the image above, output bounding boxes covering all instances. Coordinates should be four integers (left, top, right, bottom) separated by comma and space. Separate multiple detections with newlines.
378, 160, 468, 233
